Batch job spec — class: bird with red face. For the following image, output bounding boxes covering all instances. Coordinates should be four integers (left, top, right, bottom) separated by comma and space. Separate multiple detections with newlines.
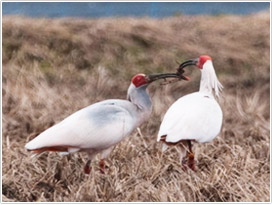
158, 55, 223, 171
25, 72, 185, 174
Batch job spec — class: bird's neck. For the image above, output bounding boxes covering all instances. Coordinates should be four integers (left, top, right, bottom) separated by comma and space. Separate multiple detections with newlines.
127, 84, 152, 115
199, 61, 223, 98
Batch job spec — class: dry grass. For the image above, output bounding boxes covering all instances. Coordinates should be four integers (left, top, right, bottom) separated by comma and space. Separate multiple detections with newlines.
2, 12, 270, 202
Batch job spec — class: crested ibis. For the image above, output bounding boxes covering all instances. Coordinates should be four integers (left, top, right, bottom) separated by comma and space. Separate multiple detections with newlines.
157, 55, 223, 171
25, 72, 186, 174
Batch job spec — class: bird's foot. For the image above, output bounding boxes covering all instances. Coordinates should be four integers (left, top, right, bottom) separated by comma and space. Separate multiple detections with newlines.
188, 160, 196, 171
181, 152, 196, 172
84, 165, 91, 174
99, 159, 106, 174
84, 160, 91, 174
187, 152, 196, 172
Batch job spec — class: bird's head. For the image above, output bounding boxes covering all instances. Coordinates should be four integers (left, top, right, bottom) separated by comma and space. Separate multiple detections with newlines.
131, 74, 149, 88
177, 55, 223, 98
177, 55, 212, 71
131, 72, 189, 88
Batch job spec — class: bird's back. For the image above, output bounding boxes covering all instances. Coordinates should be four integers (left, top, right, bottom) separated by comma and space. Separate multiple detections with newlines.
25, 99, 138, 152
158, 92, 223, 143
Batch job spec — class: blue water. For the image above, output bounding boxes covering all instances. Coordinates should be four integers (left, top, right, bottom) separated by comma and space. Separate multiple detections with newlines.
2, 2, 270, 18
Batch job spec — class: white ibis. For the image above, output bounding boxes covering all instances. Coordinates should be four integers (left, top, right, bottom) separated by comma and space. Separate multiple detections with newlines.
25, 72, 185, 174
157, 55, 223, 171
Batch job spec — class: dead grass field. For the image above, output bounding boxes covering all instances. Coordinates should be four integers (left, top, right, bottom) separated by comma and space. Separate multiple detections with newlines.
2, 12, 270, 202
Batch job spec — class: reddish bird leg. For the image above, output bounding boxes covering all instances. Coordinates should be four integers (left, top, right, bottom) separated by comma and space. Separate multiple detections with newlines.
99, 159, 106, 174
84, 160, 91, 174
187, 152, 196, 171
187, 140, 196, 171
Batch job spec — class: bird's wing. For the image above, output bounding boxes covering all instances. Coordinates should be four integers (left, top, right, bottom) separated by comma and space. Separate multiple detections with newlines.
25, 100, 136, 152
158, 92, 222, 143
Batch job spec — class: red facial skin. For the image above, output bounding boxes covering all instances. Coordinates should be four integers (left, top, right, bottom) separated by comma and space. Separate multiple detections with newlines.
132, 74, 148, 88
197, 55, 212, 69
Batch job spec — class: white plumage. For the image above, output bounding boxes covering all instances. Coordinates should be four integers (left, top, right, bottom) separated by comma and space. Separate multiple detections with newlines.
25, 100, 137, 153
158, 92, 222, 143
25, 72, 182, 174
157, 55, 223, 171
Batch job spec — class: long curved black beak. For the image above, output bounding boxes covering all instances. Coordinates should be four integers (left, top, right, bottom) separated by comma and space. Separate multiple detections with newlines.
147, 72, 189, 83
177, 58, 198, 73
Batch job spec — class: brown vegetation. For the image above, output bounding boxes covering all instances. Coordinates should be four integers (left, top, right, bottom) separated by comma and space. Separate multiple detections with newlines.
2, 12, 270, 202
